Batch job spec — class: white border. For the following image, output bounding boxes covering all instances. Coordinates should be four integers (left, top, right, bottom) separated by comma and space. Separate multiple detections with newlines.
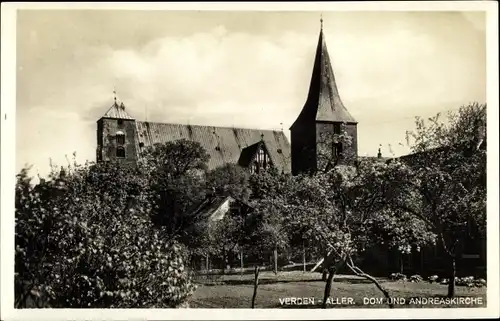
1, 2, 499, 320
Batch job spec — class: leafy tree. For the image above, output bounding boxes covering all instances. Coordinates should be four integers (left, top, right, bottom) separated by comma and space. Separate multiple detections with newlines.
245, 168, 301, 270
205, 212, 246, 273
140, 139, 210, 179
140, 140, 210, 250
395, 102, 487, 297
254, 160, 436, 308
15, 161, 195, 308
249, 166, 293, 201
205, 163, 251, 201
247, 198, 291, 272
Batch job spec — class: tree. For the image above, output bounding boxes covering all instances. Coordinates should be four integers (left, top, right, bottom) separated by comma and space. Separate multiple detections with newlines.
205, 212, 245, 273
247, 168, 298, 270
140, 139, 210, 179
248, 198, 291, 273
205, 163, 251, 201
140, 140, 210, 250
395, 102, 487, 297
249, 166, 297, 202
255, 161, 436, 308
15, 161, 196, 308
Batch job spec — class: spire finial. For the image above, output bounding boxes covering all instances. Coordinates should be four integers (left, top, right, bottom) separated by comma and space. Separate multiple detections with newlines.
320, 14, 323, 30
113, 88, 117, 104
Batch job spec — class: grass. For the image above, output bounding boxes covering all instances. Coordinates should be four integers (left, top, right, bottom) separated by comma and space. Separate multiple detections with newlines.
189, 271, 487, 309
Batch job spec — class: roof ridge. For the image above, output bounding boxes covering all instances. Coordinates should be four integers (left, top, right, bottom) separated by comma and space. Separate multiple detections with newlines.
136, 120, 285, 133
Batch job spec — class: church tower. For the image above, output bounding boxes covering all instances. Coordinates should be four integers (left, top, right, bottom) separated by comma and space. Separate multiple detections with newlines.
290, 19, 358, 175
96, 93, 138, 164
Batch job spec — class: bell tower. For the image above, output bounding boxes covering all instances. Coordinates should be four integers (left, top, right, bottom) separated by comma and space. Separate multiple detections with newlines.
290, 19, 358, 175
96, 91, 138, 164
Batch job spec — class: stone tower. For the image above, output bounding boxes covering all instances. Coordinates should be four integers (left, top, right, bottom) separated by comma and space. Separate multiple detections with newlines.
290, 20, 358, 175
96, 95, 138, 164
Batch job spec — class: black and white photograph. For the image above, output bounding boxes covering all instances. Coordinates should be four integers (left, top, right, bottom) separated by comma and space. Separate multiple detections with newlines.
1, 1, 498, 320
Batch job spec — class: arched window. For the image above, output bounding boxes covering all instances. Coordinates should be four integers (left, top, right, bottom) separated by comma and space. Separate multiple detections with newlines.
254, 147, 269, 172
116, 131, 125, 145
257, 148, 268, 169
116, 147, 126, 158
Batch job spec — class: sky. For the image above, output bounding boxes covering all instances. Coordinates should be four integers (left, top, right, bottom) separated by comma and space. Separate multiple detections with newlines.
15, 10, 486, 178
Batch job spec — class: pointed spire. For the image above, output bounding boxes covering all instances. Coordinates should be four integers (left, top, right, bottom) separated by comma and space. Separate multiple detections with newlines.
291, 19, 357, 129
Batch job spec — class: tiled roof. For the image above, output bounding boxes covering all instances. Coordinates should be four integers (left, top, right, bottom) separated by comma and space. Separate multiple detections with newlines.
102, 102, 135, 120
192, 196, 254, 223
292, 28, 357, 128
135, 122, 291, 173
193, 196, 233, 222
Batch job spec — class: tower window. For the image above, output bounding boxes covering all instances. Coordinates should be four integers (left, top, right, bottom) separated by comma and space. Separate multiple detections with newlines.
333, 124, 341, 135
118, 119, 124, 126
116, 147, 126, 158
116, 131, 125, 145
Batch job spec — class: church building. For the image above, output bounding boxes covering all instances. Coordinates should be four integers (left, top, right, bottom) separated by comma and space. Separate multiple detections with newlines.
96, 21, 358, 175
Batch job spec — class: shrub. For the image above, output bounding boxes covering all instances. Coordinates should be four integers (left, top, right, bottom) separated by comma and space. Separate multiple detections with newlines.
389, 273, 407, 281
409, 274, 423, 283
15, 162, 196, 308
474, 278, 487, 287
428, 275, 439, 283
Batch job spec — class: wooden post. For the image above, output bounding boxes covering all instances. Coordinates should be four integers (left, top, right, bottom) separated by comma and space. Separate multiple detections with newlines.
206, 255, 209, 274
322, 251, 328, 281
302, 241, 306, 273
251, 266, 260, 308
222, 245, 226, 275
420, 249, 424, 275
274, 245, 278, 275
240, 249, 244, 276
322, 267, 336, 309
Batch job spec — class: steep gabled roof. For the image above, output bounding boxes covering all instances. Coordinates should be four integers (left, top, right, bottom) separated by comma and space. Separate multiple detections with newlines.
135, 122, 291, 173
237, 140, 274, 168
191, 195, 254, 223
194, 196, 234, 222
291, 25, 357, 129
102, 102, 135, 120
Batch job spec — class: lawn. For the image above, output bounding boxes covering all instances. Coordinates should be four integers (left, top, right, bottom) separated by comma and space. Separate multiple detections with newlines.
189, 271, 487, 309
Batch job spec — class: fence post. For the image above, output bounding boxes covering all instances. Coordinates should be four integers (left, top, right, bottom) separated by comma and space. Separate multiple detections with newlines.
302, 240, 306, 273
240, 249, 244, 276
274, 245, 278, 275
251, 266, 260, 308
